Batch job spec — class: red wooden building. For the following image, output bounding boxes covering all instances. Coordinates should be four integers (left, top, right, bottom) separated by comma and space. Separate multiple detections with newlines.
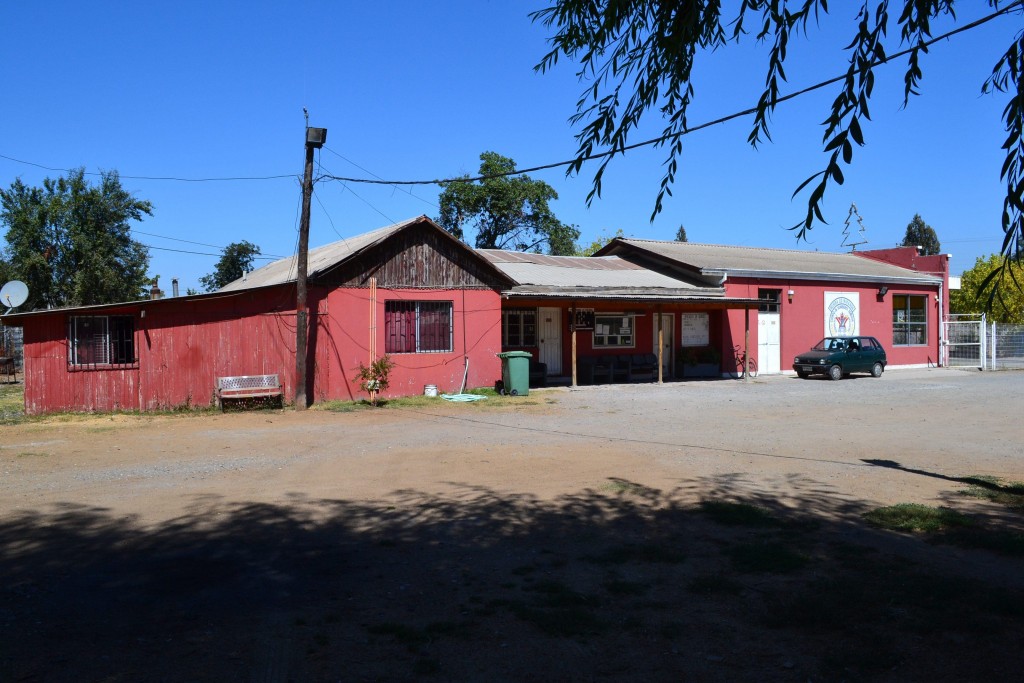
2, 215, 950, 414
2, 217, 513, 414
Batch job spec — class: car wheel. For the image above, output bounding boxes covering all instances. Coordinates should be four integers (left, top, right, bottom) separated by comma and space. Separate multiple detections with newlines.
828, 365, 843, 381
796, 371, 810, 379
871, 362, 884, 378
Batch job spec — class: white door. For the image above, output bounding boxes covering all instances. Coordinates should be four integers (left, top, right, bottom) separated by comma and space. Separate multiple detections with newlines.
758, 312, 781, 374
538, 307, 562, 375
652, 313, 674, 378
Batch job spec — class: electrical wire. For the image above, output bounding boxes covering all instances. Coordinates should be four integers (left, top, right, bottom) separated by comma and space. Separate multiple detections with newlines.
139, 243, 281, 259
1, 2, 1019, 193
322, 146, 439, 209
132, 230, 287, 259
318, 1, 1024, 188
0, 153, 296, 182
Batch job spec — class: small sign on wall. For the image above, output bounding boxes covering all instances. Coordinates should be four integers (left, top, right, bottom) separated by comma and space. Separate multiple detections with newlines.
824, 292, 859, 336
681, 313, 710, 346
572, 308, 595, 330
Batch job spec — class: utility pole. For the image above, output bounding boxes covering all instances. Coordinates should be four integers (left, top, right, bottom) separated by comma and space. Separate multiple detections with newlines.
296, 124, 327, 410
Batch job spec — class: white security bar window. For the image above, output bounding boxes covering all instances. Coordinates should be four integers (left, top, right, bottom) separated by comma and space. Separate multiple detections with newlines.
68, 316, 136, 367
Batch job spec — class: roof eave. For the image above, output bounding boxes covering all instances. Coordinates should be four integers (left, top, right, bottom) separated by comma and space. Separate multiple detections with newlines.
701, 268, 942, 286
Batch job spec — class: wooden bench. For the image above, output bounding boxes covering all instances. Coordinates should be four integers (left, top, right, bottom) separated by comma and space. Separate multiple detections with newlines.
215, 374, 283, 410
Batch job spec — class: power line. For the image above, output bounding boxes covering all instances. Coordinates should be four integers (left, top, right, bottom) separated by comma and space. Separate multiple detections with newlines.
318, 2, 1024, 188
132, 229, 287, 259
0, 153, 297, 182
319, 158, 395, 224
140, 243, 281, 260
2, 2, 1019, 195
322, 146, 439, 209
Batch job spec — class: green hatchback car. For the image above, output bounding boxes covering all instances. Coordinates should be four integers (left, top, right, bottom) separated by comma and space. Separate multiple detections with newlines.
793, 336, 887, 380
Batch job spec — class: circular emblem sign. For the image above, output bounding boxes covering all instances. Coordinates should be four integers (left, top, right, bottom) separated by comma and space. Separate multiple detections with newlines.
827, 296, 857, 336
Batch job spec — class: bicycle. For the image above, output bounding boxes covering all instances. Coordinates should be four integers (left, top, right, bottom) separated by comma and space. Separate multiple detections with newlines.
733, 345, 758, 378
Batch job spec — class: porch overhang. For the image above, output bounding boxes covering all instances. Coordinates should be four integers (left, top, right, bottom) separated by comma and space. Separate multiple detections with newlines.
500, 288, 762, 309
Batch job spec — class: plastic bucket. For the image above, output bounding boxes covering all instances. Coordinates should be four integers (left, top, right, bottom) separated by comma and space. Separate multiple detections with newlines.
424, 384, 438, 397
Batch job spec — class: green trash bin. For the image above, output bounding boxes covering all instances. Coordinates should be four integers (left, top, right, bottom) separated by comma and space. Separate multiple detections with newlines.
497, 351, 532, 396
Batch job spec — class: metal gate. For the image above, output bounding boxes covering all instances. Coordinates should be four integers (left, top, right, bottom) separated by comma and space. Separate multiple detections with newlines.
944, 314, 985, 369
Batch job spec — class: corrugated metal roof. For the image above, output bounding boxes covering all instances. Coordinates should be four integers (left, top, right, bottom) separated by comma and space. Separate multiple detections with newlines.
479, 250, 715, 290
219, 217, 425, 292
605, 239, 942, 284
477, 249, 728, 300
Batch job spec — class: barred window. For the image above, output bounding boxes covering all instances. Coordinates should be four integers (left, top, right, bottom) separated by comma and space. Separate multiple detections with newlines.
502, 308, 536, 347
893, 295, 927, 346
68, 316, 136, 367
384, 301, 453, 353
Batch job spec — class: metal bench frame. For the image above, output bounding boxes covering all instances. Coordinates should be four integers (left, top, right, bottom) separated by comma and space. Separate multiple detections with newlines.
215, 374, 283, 410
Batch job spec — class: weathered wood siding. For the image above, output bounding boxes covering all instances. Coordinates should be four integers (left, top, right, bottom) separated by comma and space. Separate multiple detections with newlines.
23, 307, 142, 414
15, 221, 511, 413
136, 286, 304, 410
19, 286, 321, 414
317, 223, 509, 290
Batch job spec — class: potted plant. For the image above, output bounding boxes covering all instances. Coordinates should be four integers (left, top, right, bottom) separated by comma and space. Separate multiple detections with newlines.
678, 345, 721, 378
354, 355, 395, 406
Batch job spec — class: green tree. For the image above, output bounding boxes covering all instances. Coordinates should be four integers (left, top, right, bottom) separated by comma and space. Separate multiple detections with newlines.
1, 169, 152, 310
532, 2, 1023, 264
575, 228, 625, 256
951, 254, 1024, 323
675, 225, 688, 242
901, 214, 941, 255
438, 151, 579, 255
199, 240, 262, 292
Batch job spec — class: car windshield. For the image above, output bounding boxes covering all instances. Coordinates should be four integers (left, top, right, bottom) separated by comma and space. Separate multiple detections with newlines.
812, 338, 847, 351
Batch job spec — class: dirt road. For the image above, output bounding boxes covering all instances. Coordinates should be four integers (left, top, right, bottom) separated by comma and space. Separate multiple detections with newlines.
2, 369, 1023, 681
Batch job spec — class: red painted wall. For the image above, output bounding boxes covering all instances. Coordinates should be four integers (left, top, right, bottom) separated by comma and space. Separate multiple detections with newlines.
18, 285, 502, 414
317, 287, 502, 401
855, 248, 951, 330
500, 299, 732, 378
21, 286, 303, 414
723, 277, 942, 369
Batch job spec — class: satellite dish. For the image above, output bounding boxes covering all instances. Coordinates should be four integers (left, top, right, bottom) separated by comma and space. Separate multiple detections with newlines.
0, 281, 29, 311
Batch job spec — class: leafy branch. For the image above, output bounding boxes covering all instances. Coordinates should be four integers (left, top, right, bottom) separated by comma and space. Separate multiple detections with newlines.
532, 0, 1024, 284
981, 28, 1024, 307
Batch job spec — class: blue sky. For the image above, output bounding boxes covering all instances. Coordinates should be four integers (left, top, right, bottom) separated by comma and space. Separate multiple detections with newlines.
2, 2, 1020, 293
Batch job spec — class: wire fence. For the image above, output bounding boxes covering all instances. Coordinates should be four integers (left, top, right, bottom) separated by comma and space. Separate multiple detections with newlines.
945, 315, 1024, 371
989, 322, 1024, 370
945, 314, 984, 368
1, 325, 23, 368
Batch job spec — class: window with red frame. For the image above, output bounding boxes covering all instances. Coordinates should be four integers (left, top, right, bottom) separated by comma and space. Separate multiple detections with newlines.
384, 301, 453, 353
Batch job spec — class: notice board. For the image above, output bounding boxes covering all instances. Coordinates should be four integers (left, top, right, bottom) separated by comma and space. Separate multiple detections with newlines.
681, 313, 709, 346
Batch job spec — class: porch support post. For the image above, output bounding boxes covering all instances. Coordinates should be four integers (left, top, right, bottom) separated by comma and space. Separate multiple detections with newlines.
656, 304, 664, 384
744, 305, 751, 382
571, 302, 578, 388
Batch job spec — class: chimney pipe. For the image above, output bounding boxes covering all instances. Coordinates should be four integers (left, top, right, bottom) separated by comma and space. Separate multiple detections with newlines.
171, 278, 179, 297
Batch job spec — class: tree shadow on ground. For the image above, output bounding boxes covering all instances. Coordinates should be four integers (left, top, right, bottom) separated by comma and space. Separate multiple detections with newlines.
3, 478, 1024, 682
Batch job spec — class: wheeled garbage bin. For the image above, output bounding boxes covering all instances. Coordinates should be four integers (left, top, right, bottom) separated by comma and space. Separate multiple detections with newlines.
497, 351, 532, 396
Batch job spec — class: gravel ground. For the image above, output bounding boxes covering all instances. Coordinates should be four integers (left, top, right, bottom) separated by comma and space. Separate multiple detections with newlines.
2, 367, 1023, 682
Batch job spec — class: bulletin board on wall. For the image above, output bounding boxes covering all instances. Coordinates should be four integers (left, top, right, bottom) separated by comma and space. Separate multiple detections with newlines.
681, 313, 710, 346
